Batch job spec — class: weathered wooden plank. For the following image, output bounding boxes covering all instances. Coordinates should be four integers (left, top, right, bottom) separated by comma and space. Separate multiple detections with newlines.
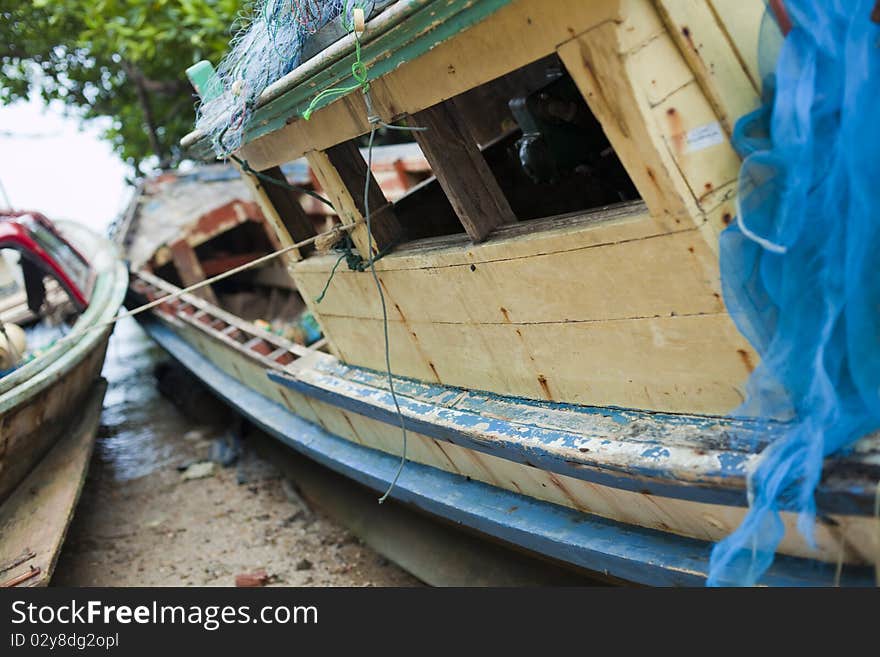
256, 166, 317, 256
655, 0, 761, 133
235, 164, 303, 263
558, 18, 695, 233
409, 100, 515, 242
311, 311, 752, 414
558, 3, 743, 252
324, 140, 402, 253
169, 239, 219, 304
708, 0, 766, 91
134, 269, 312, 358
285, 199, 760, 416
0, 338, 108, 504
306, 144, 402, 259
0, 381, 106, 587
142, 319, 879, 575
292, 225, 726, 326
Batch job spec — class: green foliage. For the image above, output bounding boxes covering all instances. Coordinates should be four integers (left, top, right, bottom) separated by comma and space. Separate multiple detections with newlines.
1, 0, 244, 170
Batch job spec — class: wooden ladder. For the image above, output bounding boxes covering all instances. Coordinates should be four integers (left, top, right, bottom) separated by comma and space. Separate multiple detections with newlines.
130, 269, 323, 372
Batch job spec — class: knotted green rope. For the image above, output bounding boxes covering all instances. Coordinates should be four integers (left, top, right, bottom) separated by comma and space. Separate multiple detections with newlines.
303, 34, 369, 121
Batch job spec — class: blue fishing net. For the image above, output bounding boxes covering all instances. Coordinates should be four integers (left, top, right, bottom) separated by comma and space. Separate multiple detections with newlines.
710, 0, 880, 585
196, 0, 373, 156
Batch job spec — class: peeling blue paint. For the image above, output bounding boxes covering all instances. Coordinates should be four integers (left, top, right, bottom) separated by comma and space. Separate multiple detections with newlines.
266, 363, 878, 515
716, 452, 749, 475
140, 317, 875, 587
641, 446, 671, 461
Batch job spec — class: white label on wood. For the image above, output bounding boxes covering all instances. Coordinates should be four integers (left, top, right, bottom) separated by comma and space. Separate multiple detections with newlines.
686, 122, 725, 152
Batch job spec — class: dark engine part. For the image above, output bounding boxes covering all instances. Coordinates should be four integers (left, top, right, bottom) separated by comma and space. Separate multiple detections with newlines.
509, 69, 618, 185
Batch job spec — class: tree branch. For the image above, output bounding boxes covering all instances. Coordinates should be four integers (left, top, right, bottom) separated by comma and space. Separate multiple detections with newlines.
121, 60, 166, 166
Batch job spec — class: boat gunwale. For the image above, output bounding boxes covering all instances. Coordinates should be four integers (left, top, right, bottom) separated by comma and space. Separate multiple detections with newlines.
269, 363, 880, 517
0, 228, 128, 410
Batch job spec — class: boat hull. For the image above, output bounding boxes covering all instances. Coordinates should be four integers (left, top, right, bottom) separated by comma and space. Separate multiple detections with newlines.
0, 225, 128, 506
132, 291, 878, 586
0, 335, 109, 504
0, 380, 107, 587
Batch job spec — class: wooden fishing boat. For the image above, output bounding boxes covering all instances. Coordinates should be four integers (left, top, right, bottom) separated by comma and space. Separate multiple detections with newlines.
121, 0, 880, 585
0, 212, 127, 586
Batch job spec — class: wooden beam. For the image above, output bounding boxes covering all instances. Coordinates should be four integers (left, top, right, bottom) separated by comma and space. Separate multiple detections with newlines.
169, 239, 219, 305
409, 100, 515, 242
557, 5, 742, 248
306, 141, 402, 259
236, 164, 305, 263
654, 0, 760, 134
256, 166, 317, 257
557, 15, 695, 233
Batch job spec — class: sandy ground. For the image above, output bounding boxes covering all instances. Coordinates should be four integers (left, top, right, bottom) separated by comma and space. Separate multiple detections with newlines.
53, 319, 420, 587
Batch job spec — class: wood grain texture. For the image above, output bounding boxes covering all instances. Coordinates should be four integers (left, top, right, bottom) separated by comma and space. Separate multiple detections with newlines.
409, 100, 515, 242
708, 0, 766, 90
306, 147, 401, 259
258, 166, 318, 257
236, 164, 303, 263
169, 239, 219, 304
655, 0, 761, 133
0, 381, 105, 587
145, 315, 879, 568
290, 205, 756, 414
557, 0, 743, 254
235, 0, 622, 170
324, 140, 402, 253
0, 337, 109, 506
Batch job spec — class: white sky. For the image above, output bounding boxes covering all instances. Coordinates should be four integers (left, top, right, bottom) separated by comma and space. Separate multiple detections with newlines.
0, 96, 131, 233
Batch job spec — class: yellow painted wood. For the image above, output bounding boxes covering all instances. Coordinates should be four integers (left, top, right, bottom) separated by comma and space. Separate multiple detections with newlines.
558, 1, 745, 255
306, 149, 378, 259
558, 19, 696, 233
237, 0, 624, 171
709, 0, 767, 90
655, 0, 760, 133
288, 205, 757, 414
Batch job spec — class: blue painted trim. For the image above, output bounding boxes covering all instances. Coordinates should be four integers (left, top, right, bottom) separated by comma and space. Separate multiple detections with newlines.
269, 370, 749, 507
267, 369, 875, 516
140, 317, 873, 586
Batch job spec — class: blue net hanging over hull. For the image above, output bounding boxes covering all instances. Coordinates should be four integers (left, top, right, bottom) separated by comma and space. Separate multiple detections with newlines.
195, 0, 373, 156
710, 0, 880, 586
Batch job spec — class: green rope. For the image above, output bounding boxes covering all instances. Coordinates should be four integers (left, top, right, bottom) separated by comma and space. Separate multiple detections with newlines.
303, 31, 369, 121
314, 232, 398, 304
276, 5, 420, 502
363, 125, 409, 504
314, 252, 346, 304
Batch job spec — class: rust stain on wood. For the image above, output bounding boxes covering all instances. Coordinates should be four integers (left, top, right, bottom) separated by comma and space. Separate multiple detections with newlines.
737, 349, 755, 373
666, 107, 686, 156
537, 374, 553, 401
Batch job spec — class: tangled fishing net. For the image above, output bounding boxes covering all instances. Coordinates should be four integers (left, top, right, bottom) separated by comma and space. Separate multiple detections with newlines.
196, 0, 373, 156
710, 0, 880, 585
